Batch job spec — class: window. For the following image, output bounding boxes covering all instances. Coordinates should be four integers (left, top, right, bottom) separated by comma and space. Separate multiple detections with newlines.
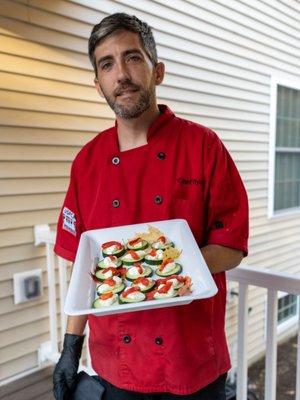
277, 292, 298, 334
269, 78, 300, 216
278, 293, 298, 325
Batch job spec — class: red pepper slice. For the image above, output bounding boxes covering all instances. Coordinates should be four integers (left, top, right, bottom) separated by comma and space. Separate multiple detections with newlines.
146, 290, 158, 300
103, 279, 116, 286
102, 241, 122, 250
132, 262, 143, 274
148, 249, 157, 257
157, 236, 166, 244
158, 281, 173, 294
100, 292, 114, 300
103, 267, 119, 276
128, 237, 142, 247
133, 277, 149, 286
123, 287, 141, 298
127, 250, 140, 260
159, 257, 174, 271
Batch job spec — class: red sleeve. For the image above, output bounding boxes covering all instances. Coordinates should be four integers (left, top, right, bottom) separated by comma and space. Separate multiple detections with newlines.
54, 162, 84, 262
204, 133, 249, 255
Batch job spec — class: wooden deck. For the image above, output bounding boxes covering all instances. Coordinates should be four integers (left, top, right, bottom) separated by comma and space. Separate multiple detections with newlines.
0, 367, 54, 400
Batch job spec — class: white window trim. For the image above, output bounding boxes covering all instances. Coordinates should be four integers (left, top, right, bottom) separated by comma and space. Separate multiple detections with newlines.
268, 75, 300, 219
264, 291, 299, 339
276, 291, 299, 336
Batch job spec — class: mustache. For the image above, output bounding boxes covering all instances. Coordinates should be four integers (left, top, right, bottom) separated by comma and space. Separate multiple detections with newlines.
113, 81, 139, 96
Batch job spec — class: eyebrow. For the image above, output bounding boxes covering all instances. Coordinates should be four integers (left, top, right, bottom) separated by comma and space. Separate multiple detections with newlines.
97, 48, 144, 68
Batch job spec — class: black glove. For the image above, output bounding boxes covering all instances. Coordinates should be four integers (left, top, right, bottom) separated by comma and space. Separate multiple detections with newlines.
53, 333, 85, 400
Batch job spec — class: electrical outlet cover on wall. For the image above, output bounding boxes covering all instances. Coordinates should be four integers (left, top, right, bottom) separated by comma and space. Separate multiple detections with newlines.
13, 269, 43, 304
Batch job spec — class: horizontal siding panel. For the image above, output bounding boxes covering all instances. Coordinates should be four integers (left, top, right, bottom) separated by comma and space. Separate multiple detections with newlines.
0, 243, 45, 266
1, 303, 50, 331
0, 334, 49, 363
1, 257, 48, 282
0, 227, 35, 248
0, 318, 49, 348
0, 15, 87, 54
0, 193, 64, 214
0, 209, 60, 231
0, 353, 38, 382
0, 53, 92, 86
0, 72, 99, 102
0, 161, 71, 178
1, 0, 91, 37
0, 109, 112, 131
0, 178, 69, 196
0, 127, 96, 146
0, 144, 79, 161
1, 90, 110, 118
0, 35, 87, 69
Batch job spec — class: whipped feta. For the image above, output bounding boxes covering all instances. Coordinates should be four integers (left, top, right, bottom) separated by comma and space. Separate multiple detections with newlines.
99, 294, 118, 306
161, 261, 176, 274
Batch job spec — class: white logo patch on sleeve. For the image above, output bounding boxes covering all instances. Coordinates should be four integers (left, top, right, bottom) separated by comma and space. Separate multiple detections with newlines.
62, 207, 76, 236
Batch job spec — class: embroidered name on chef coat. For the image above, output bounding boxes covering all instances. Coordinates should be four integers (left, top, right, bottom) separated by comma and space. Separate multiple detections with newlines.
62, 207, 76, 236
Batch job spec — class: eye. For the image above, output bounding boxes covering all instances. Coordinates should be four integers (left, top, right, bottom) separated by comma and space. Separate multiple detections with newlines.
127, 55, 142, 63
101, 62, 113, 71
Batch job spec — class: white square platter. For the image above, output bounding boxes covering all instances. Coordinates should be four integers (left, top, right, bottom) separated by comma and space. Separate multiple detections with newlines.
64, 219, 218, 317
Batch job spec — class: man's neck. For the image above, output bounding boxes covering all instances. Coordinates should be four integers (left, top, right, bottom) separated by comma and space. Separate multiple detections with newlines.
117, 106, 160, 151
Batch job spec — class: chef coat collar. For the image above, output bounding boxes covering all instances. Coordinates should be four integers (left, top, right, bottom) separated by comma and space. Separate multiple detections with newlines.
113, 105, 175, 151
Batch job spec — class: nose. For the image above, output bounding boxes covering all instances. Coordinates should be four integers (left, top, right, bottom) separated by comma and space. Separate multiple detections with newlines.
116, 60, 130, 82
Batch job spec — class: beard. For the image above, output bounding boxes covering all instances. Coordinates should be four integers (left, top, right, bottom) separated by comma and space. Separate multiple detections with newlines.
101, 79, 155, 119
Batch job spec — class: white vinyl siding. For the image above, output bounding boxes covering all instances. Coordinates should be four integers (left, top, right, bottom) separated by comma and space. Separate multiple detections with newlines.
0, 0, 300, 381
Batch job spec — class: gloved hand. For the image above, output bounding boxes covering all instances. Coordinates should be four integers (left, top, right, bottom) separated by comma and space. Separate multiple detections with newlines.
53, 333, 85, 400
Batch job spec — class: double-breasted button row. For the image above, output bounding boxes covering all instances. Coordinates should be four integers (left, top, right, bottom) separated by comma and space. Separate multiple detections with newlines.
112, 153, 166, 164
122, 335, 163, 345
112, 197, 162, 207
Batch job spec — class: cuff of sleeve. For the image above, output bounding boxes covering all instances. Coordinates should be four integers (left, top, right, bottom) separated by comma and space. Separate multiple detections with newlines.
207, 229, 248, 257
54, 243, 76, 262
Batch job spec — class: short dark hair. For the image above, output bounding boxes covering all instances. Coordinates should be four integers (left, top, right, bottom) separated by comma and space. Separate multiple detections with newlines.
88, 12, 158, 76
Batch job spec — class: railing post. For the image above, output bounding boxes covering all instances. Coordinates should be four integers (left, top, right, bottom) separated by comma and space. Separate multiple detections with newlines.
296, 300, 300, 400
236, 282, 249, 400
265, 289, 278, 400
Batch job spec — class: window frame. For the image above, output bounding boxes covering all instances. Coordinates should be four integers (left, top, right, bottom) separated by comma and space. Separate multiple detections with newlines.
268, 76, 300, 218
276, 291, 299, 335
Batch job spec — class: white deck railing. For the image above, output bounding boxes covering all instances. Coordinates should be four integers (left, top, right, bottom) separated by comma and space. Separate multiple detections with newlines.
35, 225, 300, 400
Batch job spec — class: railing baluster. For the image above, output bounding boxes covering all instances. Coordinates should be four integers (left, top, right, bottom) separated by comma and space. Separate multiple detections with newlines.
46, 242, 58, 354
58, 257, 68, 343
236, 282, 249, 400
265, 289, 278, 400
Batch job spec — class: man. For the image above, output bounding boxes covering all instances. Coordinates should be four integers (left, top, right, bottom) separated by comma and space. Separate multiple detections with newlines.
53, 12, 248, 400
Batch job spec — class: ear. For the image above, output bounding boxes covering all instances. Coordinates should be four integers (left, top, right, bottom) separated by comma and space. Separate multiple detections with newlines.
154, 62, 165, 86
94, 77, 104, 98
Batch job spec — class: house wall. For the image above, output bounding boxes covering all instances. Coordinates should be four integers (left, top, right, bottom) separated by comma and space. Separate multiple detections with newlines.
1, 0, 300, 382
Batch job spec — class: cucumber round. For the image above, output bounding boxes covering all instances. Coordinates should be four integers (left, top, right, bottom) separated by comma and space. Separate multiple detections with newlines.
127, 239, 149, 251
102, 247, 125, 258
96, 282, 126, 295
119, 291, 146, 303
131, 279, 156, 293
155, 263, 182, 277
92, 296, 119, 308
154, 291, 178, 300
125, 265, 153, 281
144, 255, 163, 265
95, 269, 119, 282
97, 258, 122, 269
121, 256, 144, 266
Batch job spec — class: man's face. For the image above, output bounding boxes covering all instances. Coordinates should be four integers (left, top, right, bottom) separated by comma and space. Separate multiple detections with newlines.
94, 30, 162, 119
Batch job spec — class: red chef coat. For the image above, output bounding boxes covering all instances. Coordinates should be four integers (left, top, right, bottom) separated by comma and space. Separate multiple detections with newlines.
54, 105, 248, 395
